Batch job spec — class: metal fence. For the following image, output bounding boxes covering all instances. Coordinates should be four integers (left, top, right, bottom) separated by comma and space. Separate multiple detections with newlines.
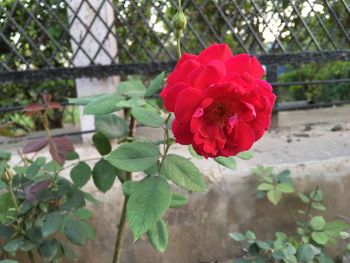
0, 0, 350, 107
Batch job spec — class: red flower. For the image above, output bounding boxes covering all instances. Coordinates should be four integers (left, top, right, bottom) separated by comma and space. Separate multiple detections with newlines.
160, 43, 276, 158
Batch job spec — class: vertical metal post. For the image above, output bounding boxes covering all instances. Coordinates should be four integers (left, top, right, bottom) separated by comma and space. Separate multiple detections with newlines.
67, 0, 120, 141
266, 64, 279, 129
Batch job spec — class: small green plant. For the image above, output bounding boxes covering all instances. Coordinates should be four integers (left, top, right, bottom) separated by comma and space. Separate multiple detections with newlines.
0, 95, 96, 262
229, 167, 350, 263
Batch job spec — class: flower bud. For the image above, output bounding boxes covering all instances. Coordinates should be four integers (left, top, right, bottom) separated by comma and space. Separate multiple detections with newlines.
173, 10, 187, 31
2, 169, 12, 184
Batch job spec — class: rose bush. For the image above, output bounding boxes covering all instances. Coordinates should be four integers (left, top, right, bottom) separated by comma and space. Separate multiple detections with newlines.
160, 43, 276, 158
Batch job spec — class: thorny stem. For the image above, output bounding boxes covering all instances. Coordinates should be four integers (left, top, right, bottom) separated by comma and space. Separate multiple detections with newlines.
112, 116, 136, 263
27, 250, 36, 263
158, 114, 172, 175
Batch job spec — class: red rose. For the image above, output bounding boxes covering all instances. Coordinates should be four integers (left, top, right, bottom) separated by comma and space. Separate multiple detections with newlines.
161, 43, 276, 158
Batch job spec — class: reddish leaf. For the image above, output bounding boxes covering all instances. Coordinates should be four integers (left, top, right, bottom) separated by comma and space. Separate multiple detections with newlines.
48, 102, 63, 110
49, 136, 74, 165
42, 94, 52, 104
25, 179, 51, 203
23, 103, 45, 115
23, 138, 49, 154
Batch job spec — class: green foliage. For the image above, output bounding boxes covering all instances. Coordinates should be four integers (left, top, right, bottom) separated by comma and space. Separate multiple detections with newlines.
147, 219, 169, 252
160, 154, 207, 192
214, 156, 237, 170
127, 176, 171, 241
106, 141, 161, 172
84, 93, 124, 115
70, 162, 91, 188
92, 132, 112, 156
131, 106, 163, 128
231, 167, 350, 262
0, 156, 96, 262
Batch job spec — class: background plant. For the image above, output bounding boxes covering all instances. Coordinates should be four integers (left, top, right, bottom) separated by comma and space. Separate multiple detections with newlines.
0, 97, 96, 263
230, 167, 350, 263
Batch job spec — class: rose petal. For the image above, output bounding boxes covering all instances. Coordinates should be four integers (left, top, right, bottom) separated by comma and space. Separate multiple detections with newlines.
174, 88, 204, 123
161, 82, 189, 112
197, 43, 233, 64
172, 119, 193, 144
226, 54, 265, 78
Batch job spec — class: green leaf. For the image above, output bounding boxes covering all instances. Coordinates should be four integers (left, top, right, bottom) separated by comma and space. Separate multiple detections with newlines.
261, 175, 273, 183
0, 192, 16, 223
311, 231, 328, 245
42, 212, 62, 237
311, 202, 326, 211
276, 183, 294, 193
64, 217, 86, 245
257, 183, 274, 191
61, 187, 85, 211
144, 163, 158, 176
169, 192, 188, 208
297, 244, 315, 262
116, 98, 146, 108
0, 151, 11, 161
317, 255, 335, 263
214, 156, 237, 170
70, 162, 91, 188
188, 145, 203, 159
95, 114, 128, 139
74, 208, 93, 220
84, 93, 123, 115
65, 151, 79, 160
310, 216, 326, 231
325, 220, 349, 237
39, 239, 59, 260
145, 72, 165, 97
26, 162, 41, 178
28, 226, 43, 244
245, 230, 256, 240
267, 189, 282, 205
93, 132, 112, 155
228, 232, 246, 241
147, 219, 168, 252
79, 221, 95, 240
131, 107, 163, 128
3, 238, 23, 252
20, 239, 37, 251
160, 154, 207, 192
121, 181, 138, 196
127, 176, 171, 241
92, 160, 117, 193
237, 151, 253, 160
0, 260, 19, 263
106, 141, 160, 172
118, 80, 146, 98
68, 94, 104, 105
310, 189, 324, 202
256, 240, 270, 250
299, 193, 310, 203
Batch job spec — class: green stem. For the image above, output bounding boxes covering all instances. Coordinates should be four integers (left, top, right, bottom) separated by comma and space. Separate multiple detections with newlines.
176, 0, 183, 59
8, 182, 18, 211
27, 251, 36, 263
176, 37, 181, 59
112, 116, 136, 263
112, 172, 131, 263
158, 114, 172, 175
